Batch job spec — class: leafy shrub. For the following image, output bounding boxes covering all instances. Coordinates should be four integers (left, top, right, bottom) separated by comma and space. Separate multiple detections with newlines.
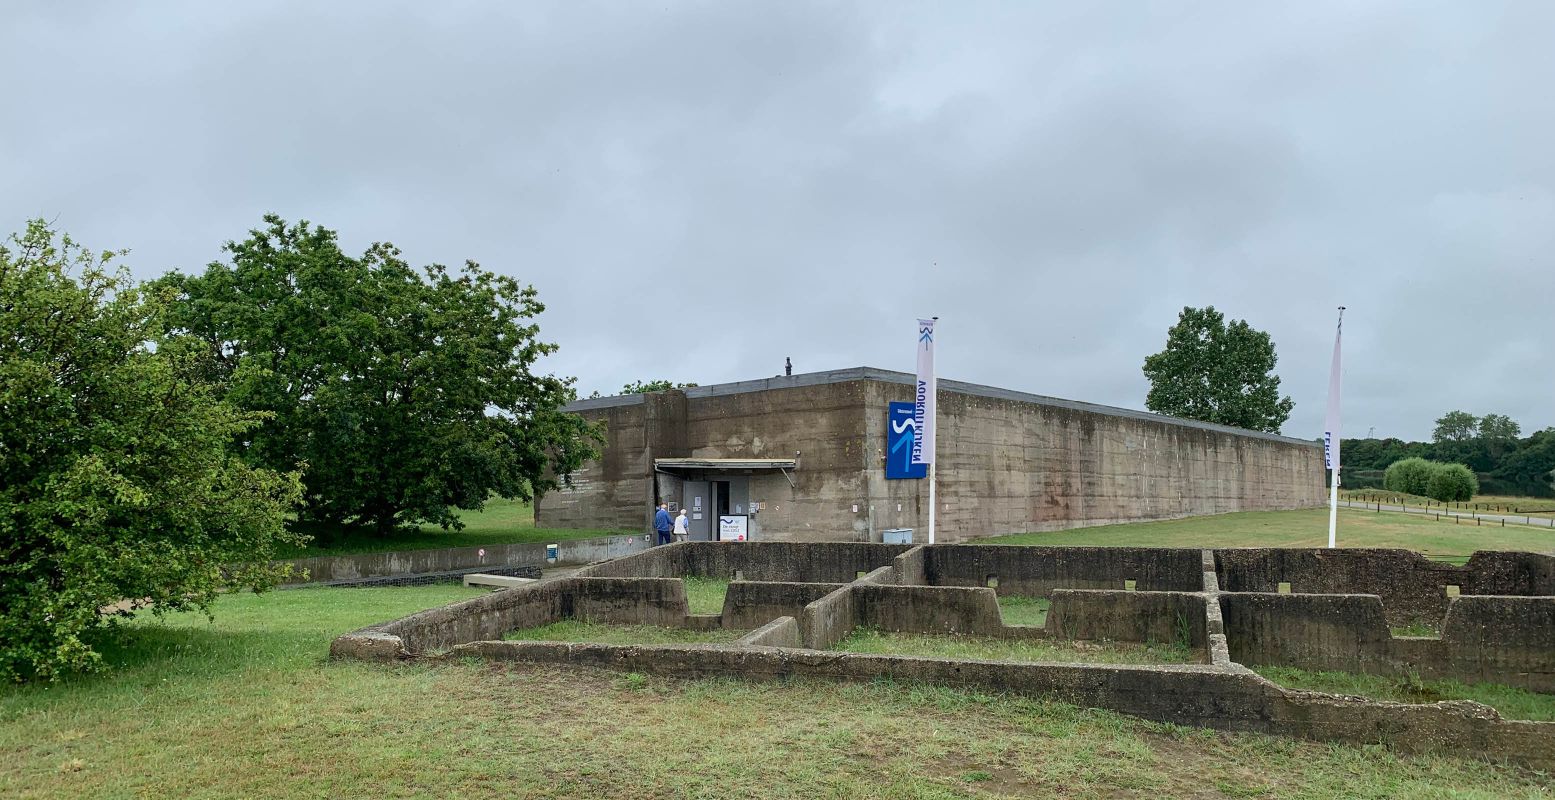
1, 221, 303, 681
1427, 463, 1479, 503
1384, 458, 1437, 496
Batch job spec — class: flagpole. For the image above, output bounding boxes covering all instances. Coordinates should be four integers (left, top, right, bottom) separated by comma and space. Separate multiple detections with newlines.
1325, 307, 1345, 549
927, 316, 939, 545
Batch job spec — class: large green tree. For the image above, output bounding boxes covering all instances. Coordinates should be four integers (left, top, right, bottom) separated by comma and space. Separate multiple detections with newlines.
1432, 410, 1480, 443
160, 215, 599, 534
1141, 306, 1294, 433
1, 221, 302, 680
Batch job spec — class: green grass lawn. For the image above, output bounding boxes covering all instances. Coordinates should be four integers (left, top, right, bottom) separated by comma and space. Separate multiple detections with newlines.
276, 496, 633, 559
497, 619, 740, 644
998, 596, 1049, 627
503, 620, 745, 645
835, 627, 1200, 666
985, 508, 1555, 563
1255, 667, 1555, 722
4, 587, 1553, 798
683, 577, 730, 616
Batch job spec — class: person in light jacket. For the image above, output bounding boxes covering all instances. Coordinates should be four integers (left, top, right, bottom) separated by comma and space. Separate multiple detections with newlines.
673, 508, 690, 542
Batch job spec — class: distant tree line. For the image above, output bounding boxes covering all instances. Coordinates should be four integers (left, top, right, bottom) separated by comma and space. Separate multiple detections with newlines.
1343, 411, 1555, 497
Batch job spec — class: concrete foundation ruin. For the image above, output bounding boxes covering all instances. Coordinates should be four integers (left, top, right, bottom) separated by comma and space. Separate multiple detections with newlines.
332, 543, 1555, 768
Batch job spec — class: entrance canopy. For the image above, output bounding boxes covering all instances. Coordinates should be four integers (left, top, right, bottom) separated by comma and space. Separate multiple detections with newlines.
654, 457, 797, 487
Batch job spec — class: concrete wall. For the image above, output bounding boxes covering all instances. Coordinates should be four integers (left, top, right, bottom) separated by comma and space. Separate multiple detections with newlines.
1046, 590, 1208, 647
577, 541, 908, 583
722, 582, 843, 630
851, 585, 1007, 637
800, 586, 857, 650
925, 545, 1206, 595
537, 368, 1326, 543
332, 577, 690, 655
1215, 548, 1555, 625
437, 640, 1555, 771
862, 380, 1325, 541
1221, 592, 1555, 692
332, 541, 1555, 769
537, 398, 655, 532
282, 534, 648, 585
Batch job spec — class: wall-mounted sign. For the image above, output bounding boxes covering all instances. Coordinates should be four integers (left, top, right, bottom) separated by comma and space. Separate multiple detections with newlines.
886, 401, 928, 480
718, 515, 749, 541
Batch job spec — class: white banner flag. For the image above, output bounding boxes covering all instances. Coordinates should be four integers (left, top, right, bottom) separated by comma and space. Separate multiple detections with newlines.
912, 318, 936, 465
1323, 313, 1343, 471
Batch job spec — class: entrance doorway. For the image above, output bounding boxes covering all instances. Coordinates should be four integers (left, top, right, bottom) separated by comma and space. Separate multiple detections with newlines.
715, 481, 731, 519
678, 479, 743, 541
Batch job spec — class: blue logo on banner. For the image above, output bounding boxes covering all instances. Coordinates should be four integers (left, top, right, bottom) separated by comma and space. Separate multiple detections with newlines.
886, 402, 928, 480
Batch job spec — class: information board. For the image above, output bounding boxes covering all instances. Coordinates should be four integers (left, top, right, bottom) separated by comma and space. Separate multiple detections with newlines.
718, 515, 749, 541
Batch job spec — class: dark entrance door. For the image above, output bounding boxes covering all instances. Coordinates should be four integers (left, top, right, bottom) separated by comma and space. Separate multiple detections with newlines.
714, 481, 731, 537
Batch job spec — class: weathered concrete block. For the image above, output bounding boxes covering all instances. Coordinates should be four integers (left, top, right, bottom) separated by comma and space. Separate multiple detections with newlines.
722, 581, 844, 630
1046, 590, 1206, 647
926, 546, 1205, 596
1220, 592, 1392, 673
800, 586, 857, 650
852, 584, 1005, 637
329, 631, 406, 662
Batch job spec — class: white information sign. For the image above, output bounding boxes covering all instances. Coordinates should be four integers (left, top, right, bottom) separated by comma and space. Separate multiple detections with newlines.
718, 515, 749, 541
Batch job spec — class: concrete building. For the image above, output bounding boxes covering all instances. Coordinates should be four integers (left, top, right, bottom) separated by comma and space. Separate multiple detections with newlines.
535, 367, 1325, 542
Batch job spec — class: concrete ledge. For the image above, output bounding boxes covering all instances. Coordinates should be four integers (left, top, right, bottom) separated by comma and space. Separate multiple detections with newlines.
463, 573, 539, 589
282, 534, 646, 585
738, 616, 802, 648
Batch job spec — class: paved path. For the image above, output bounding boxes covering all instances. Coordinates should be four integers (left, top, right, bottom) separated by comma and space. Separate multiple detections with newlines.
1339, 499, 1555, 529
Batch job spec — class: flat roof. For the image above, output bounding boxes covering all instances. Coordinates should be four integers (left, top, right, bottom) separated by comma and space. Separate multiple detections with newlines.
568, 366, 1318, 447
654, 458, 797, 471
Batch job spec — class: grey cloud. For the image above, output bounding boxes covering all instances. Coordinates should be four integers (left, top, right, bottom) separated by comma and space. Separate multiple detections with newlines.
3, 1, 1551, 440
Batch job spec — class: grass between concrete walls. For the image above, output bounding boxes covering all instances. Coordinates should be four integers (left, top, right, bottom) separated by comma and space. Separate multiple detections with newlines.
997, 595, 1049, 627
277, 496, 632, 558
682, 577, 729, 616
833, 627, 1200, 666
985, 507, 1555, 563
5, 587, 1553, 799
1253, 667, 1555, 723
1390, 620, 1441, 638
502, 620, 745, 645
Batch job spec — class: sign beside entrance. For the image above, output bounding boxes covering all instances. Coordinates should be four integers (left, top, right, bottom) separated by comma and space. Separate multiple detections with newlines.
718, 515, 749, 541
886, 402, 928, 480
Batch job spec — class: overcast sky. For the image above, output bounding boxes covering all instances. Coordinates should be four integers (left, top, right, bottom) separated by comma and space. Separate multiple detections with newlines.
4, 2, 1551, 441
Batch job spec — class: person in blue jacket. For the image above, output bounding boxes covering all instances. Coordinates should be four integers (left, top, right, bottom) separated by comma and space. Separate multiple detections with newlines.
653, 502, 674, 546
